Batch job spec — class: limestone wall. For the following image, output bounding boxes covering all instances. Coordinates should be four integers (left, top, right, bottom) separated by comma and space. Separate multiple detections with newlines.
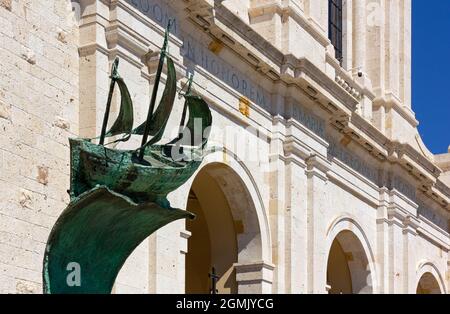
0, 0, 448, 295
0, 0, 79, 293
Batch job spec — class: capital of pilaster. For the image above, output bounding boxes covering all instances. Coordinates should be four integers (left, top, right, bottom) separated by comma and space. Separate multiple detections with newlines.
234, 261, 275, 285
305, 154, 331, 180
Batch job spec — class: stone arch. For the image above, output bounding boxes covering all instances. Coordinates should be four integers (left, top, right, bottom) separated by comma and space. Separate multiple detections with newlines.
325, 214, 377, 294
177, 148, 272, 293
416, 261, 446, 294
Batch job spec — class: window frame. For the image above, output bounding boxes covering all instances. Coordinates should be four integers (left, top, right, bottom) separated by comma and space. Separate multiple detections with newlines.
328, 0, 343, 65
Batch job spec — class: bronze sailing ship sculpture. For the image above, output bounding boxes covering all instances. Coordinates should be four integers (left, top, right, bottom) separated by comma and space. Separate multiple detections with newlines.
43, 21, 212, 294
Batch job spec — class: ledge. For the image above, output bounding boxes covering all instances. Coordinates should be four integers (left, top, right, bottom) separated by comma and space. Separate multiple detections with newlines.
112, 0, 449, 212
234, 261, 275, 284
373, 94, 419, 128
248, 2, 330, 48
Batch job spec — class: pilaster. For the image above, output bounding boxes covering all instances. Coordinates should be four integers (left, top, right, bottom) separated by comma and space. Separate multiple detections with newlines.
147, 221, 187, 293
403, 218, 419, 293
385, 0, 401, 99
399, 0, 412, 108
342, 0, 353, 71
376, 187, 390, 293
304, 0, 328, 35
378, 183, 420, 293
305, 154, 331, 293
234, 262, 275, 294
352, 0, 365, 75
387, 208, 404, 293
284, 150, 308, 293
268, 116, 287, 293
78, 0, 112, 138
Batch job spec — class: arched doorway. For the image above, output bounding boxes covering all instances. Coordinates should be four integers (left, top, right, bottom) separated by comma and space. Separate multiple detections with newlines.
417, 273, 442, 294
185, 165, 238, 294
185, 162, 268, 294
326, 230, 373, 294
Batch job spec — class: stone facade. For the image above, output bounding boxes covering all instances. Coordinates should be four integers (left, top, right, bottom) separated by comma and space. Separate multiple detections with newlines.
0, 0, 79, 293
0, 0, 449, 294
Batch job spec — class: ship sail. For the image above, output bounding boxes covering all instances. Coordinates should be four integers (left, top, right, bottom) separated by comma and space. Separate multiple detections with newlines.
132, 56, 177, 148
104, 76, 134, 141
170, 95, 212, 149
98, 58, 134, 145
96, 21, 210, 154
136, 21, 175, 161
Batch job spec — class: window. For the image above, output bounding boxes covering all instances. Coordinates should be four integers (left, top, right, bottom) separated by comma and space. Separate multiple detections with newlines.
328, 0, 343, 64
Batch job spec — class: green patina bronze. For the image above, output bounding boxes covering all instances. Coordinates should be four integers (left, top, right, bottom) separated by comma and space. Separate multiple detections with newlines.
43, 21, 212, 294
43, 187, 194, 294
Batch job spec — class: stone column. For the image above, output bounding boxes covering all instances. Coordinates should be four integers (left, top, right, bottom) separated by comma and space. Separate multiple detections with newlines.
234, 262, 275, 294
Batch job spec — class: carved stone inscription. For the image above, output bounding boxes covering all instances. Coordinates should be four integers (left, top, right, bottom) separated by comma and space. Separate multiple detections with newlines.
126, 0, 332, 137
292, 105, 325, 138
327, 138, 380, 185
126, 0, 271, 112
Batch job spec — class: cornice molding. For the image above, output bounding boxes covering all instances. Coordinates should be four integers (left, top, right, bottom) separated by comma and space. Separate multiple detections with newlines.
373, 94, 419, 128
248, 2, 330, 48
96, 0, 450, 212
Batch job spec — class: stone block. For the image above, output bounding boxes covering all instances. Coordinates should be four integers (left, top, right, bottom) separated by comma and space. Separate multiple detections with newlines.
0, 99, 10, 120
53, 117, 70, 130
0, 0, 12, 11
37, 166, 49, 185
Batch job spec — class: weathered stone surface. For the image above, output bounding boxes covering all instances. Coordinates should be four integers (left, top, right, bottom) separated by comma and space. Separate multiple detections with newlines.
0, 0, 79, 294
21, 49, 36, 65
0, 99, 10, 120
16, 281, 36, 294
0, 0, 12, 11
53, 117, 70, 130
19, 189, 32, 208
0, 0, 449, 295
56, 29, 67, 44
37, 166, 49, 185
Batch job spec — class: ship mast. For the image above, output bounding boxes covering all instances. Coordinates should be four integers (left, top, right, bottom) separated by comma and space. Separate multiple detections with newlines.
178, 73, 194, 136
139, 21, 173, 161
99, 58, 120, 146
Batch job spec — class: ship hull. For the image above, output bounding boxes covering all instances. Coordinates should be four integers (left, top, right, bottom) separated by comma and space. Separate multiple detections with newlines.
70, 138, 203, 206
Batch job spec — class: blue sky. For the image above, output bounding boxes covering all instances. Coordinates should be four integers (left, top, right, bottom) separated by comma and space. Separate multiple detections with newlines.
413, 1, 450, 154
